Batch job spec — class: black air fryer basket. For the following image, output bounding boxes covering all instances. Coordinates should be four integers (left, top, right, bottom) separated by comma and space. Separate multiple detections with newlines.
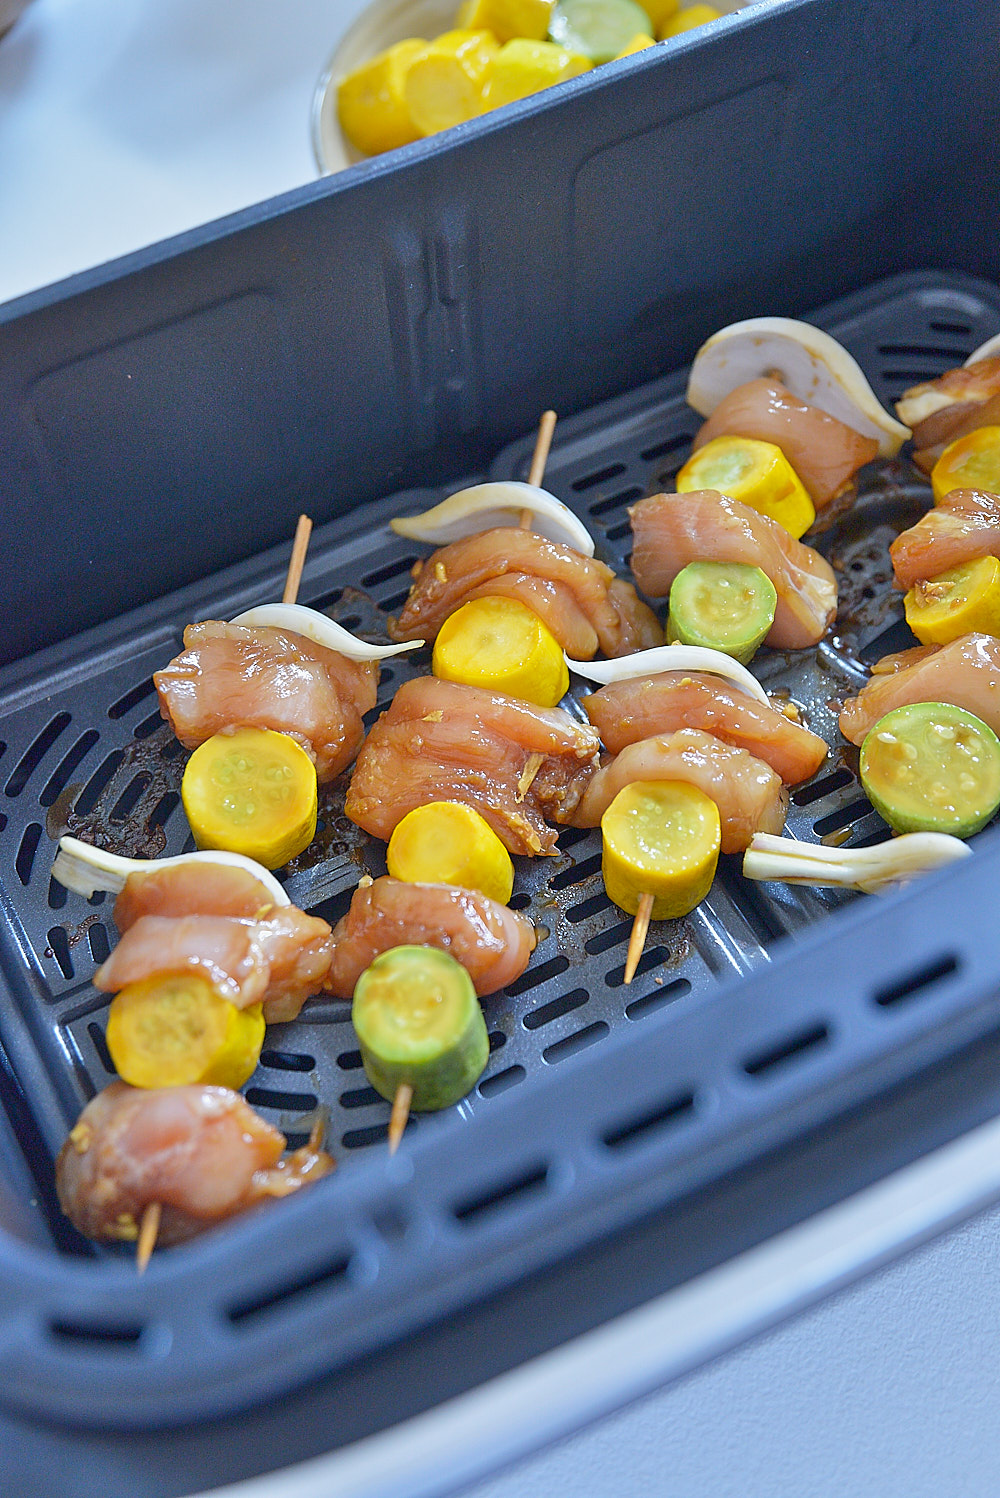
2, 0, 1000, 1492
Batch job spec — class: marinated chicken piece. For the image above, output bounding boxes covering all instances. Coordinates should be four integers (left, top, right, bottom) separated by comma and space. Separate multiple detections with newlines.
154, 620, 378, 782
629, 492, 837, 649
839, 633, 1000, 745
387, 528, 662, 659
692, 378, 880, 507
327, 876, 537, 998
56, 1082, 333, 1247
582, 672, 828, 785
94, 908, 335, 1024
868, 643, 941, 675
889, 488, 1000, 590
564, 728, 787, 853
345, 676, 601, 856
113, 861, 280, 933
896, 359, 1000, 473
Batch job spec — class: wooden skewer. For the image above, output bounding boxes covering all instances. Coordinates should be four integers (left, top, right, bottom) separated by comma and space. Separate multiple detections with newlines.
516, 751, 545, 803
623, 892, 655, 986
388, 1082, 414, 1155
136, 1200, 161, 1274
282, 514, 313, 604
307, 1113, 327, 1154
134, 514, 317, 1273
520, 409, 558, 527
384, 417, 555, 1148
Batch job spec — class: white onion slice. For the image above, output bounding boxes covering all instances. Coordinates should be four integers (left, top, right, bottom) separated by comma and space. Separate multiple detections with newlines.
230, 603, 422, 659
965, 331, 1000, 365
51, 837, 291, 905
742, 831, 970, 893
563, 644, 770, 705
389, 482, 595, 556
686, 316, 911, 458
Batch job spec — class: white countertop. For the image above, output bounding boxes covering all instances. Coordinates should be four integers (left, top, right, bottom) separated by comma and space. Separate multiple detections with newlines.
0, 0, 349, 307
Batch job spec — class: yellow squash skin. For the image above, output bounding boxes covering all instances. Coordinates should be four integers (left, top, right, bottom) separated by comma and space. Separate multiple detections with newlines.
387, 801, 515, 904
106, 973, 265, 1091
904, 555, 1000, 645
432, 595, 570, 706
930, 426, 1000, 504
404, 29, 499, 136
676, 434, 815, 539
601, 779, 721, 919
182, 727, 318, 871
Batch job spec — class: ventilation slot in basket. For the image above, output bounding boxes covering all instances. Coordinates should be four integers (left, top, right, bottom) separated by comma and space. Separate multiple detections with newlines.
15, 823, 42, 886
543, 1021, 609, 1064
452, 1162, 550, 1225
107, 680, 156, 720
813, 800, 873, 838
523, 988, 589, 1031
742, 1023, 830, 1078
625, 977, 691, 1019
602, 1090, 696, 1151
505, 953, 570, 996
5, 714, 71, 797
40, 730, 100, 807
571, 462, 626, 493
74, 752, 125, 817
88, 1022, 114, 1075
244, 1087, 319, 1113
259, 1049, 315, 1073
340, 1085, 382, 1110
873, 954, 959, 1009
791, 768, 855, 807
478, 1065, 526, 1098
606, 946, 670, 988
49, 1319, 145, 1350
227, 1251, 353, 1327
343, 1122, 412, 1149
588, 486, 643, 518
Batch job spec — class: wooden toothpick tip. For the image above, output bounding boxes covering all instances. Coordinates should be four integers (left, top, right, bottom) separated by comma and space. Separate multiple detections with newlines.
516, 752, 545, 803
282, 514, 313, 605
624, 891, 655, 986
388, 1082, 414, 1155
136, 1200, 162, 1274
521, 409, 558, 525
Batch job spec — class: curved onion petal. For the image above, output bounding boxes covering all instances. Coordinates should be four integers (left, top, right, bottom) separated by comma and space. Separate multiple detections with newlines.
742, 831, 970, 893
686, 317, 910, 457
965, 331, 1000, 365
51, 837, 291, 905
390, 482, 595, 556
563, 643, 770, 705
230, 603, 422, 659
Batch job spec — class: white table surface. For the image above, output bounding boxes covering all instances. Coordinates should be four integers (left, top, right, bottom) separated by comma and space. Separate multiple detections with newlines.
0, 0, 347, 307
4, 5, 1000, 1495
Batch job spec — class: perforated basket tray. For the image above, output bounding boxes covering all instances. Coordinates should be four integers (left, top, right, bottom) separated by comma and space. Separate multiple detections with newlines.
3, 269, 1000, 1431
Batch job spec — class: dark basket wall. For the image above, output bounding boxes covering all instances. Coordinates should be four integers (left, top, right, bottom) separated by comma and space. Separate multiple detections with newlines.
1, 0, 998, 670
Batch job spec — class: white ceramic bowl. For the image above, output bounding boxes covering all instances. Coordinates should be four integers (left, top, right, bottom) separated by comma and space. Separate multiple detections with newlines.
312, 0, 456, 173
311, 0, 757, 176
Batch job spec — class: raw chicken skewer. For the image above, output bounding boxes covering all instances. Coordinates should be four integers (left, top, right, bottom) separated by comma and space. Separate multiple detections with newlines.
389, 410, 557, 1154
136, 514, 318, 1267
59, 1083, 334, 1262
569, 652, 789, 986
